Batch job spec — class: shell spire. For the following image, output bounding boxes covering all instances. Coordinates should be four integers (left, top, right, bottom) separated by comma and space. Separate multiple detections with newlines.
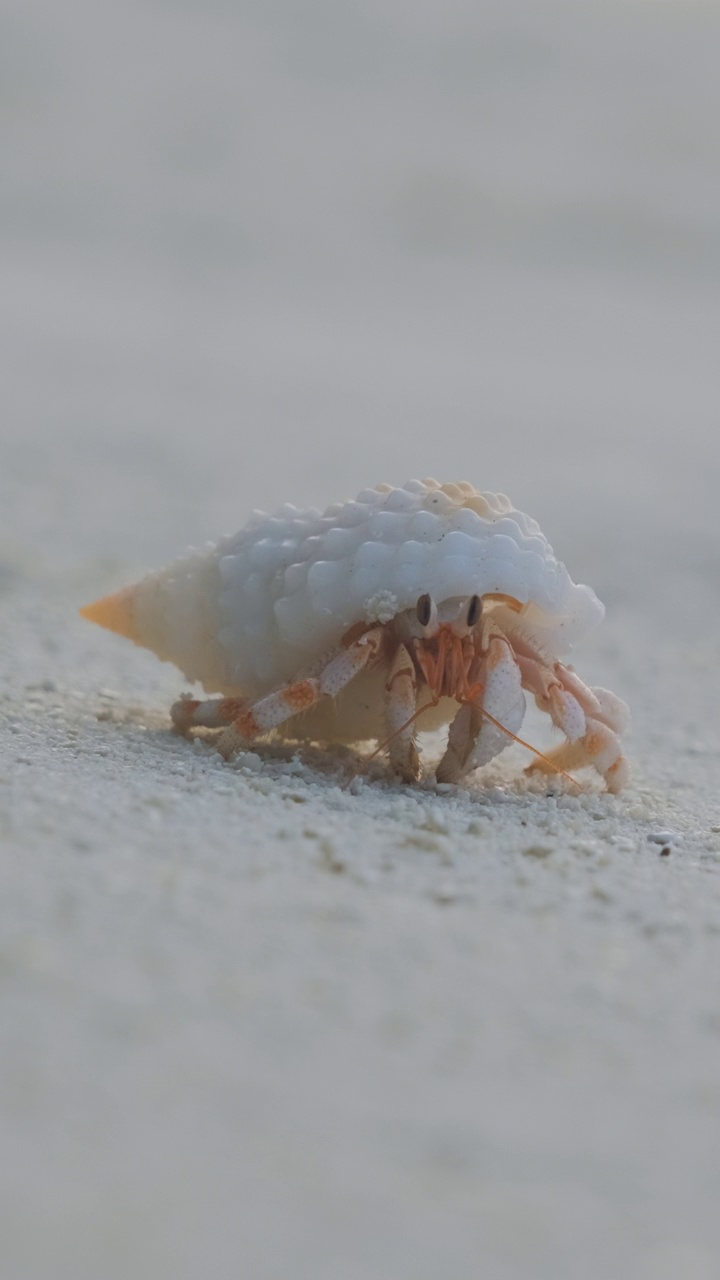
80, 587, 140, 642
80, 547, 230, 692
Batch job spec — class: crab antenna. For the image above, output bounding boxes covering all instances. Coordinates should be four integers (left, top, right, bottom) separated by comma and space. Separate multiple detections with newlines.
342, 699, 438, 789
469, 701, 580, 789
364, 701, 437, 765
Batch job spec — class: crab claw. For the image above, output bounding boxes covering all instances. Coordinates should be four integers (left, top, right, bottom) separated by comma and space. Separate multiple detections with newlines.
436, 634, 526, 783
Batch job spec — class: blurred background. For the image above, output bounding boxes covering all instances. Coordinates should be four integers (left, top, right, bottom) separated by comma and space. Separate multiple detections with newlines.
3, 4, 720, 1279
2, 0, 718, 612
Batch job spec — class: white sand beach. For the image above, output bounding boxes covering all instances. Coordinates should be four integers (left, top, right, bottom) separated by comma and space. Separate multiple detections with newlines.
2, 2, 720, 1276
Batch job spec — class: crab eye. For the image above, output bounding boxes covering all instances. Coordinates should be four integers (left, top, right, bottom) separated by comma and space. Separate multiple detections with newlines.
466, 594, 482, 628
415, 593, 435, 629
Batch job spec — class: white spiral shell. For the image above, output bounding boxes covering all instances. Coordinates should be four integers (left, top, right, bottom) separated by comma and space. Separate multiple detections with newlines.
127, 479, 604, 697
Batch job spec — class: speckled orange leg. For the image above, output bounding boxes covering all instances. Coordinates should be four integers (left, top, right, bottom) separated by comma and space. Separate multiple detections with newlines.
384, 643, 419, 782
171, 694, 248, 734
519, 657, 630, 792
554, 664, 630, 737
515, 655, 587, 742
524, 725, 629, 793
215, 626, 386, 759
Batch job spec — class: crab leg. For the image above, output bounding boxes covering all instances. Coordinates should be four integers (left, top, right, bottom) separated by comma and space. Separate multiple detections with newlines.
436, 634, 526, 783
555, 664, 630, 736
524, 725, 628, 793
171, 694, 248, 734
517, 656, 629, 792
212, 626, 386, 758
515, 655, 587, 742
384, 643, 420, 782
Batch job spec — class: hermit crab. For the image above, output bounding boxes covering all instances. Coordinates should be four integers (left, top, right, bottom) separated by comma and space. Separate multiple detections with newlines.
81, 479, 629, 791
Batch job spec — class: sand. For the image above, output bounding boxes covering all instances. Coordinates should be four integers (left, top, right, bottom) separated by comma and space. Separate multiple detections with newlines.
2, 2, 720, 1277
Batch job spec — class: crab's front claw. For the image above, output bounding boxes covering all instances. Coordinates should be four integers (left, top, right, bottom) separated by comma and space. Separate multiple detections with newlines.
436, 634, 526, 784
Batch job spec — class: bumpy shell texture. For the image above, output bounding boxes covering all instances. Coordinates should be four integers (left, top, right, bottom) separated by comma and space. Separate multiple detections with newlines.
162, 479, 603, 695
